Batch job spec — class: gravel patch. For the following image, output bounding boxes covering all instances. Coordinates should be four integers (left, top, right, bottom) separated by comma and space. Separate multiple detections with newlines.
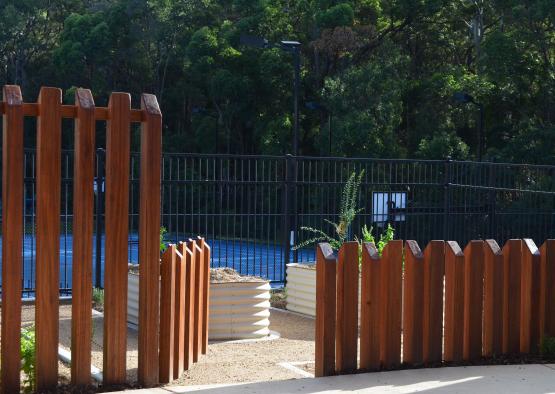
167, 308, 314, 387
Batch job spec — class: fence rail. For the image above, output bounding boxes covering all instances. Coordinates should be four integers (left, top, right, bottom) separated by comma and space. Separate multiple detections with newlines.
315, 238, 555, 377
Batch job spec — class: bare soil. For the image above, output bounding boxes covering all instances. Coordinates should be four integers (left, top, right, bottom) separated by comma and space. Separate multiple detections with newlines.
210, 267, 266, 283
167, 308, 315, 387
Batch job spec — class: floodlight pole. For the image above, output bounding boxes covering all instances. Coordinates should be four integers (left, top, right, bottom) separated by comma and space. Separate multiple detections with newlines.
240, 36, 302, 156
293, 46, 300, 156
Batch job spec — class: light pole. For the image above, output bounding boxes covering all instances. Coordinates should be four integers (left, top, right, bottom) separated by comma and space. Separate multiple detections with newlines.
240, 35, 301, 155
453, 92, 484, 161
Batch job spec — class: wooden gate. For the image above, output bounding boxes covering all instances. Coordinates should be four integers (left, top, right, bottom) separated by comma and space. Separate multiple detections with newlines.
0, 85, 162, 392
315, 239, 555, 377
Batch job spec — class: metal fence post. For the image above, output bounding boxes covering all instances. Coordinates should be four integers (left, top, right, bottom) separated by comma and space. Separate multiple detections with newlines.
95, 148, 105, 289
282, 154, 298, 284
443, 157, 452, 241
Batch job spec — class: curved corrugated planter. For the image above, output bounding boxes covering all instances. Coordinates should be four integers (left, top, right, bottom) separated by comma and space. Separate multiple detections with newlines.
286, 263, 362, 320
128, 274, 272, 340
128, 273, 140, 327
286, 263, 317, 316
209, 281, 271, 340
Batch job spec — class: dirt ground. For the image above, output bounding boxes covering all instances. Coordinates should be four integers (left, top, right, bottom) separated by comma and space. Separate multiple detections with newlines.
56, 305, 315, 388
168, 308, 315, 386
4, 302, 315, 392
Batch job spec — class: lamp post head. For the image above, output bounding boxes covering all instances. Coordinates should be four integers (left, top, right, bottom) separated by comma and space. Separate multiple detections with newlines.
280, 40, 301, 52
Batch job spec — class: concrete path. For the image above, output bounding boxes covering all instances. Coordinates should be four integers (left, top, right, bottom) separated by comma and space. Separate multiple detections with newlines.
112, 364, 555, 393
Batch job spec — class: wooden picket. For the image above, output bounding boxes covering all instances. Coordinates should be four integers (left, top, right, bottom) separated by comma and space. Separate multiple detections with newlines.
0, 85, 165, 392
379, 240, 403, 368
315, 243, 336, 377
360, 243, 380, 370
444, 241, 464, 362
315, 237, 555, 377
463, 240, 484, 360
335, 241, 359, 373
35, 87, 62, 391
71, 88, 96, 386
402, 240, 424, 365
540, 240, 555, 337
1, 85, 24, 393
503, 239, 522, 354
423, 240, 444, 363
483, 239, 503, 357
159, 239, 211, 383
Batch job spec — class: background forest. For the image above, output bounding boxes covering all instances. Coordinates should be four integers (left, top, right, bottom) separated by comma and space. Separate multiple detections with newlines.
1, 0, 554, 163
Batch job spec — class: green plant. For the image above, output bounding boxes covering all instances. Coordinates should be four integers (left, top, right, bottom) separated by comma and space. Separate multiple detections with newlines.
361, 223, 395, 256
160, 226, 168, 253
92, 287, 104, 307
541, 336, 555, 357
21, 326, 36, 393
293, 171, 364, 251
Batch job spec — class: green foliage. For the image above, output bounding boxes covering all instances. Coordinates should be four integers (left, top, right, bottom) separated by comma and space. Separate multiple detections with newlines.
316, 3, 355, 29
416, 131, 470, 160
21, 326, 36, 393
160, 226, 168, 253
2, 0, 555, 161
361, 223, 394, 255
541, 336, 555, 358
294, 170, 363, 251
92, 287, 104, 307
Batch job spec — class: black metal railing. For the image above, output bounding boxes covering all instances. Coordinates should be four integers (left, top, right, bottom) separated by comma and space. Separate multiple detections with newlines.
4, 151, 555, 295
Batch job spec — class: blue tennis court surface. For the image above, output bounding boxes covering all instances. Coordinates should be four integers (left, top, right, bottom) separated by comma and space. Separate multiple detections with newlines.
0, 234, 314, 293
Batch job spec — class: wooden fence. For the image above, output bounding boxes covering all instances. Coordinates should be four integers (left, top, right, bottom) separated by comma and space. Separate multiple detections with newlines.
159, 237, 210, 383
315, 239, 555, 377
0, 85, 163, 392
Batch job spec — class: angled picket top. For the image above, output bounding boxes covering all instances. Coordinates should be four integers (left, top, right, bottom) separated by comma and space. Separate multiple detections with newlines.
315, 238, 555, 377
159, 238, 210, 383
0, 85, 162, 392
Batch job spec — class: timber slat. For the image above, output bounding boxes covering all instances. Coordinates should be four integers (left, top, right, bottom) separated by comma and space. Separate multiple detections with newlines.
503, 239, 522, 354
540, 240, 555, 338
521, 239, 541, 354
35, 87, 62, 391
379, 240, 403, 368
196, 237, 206, 359
71, 88, 96, 385
335, 241, 359, 373
403, 240, 424, 365
1, 85, 24, 394
422, 240, 444, 363
201, 239, 211, 355
315, 243, 337, 377
174, 249, 187, 379
159, 246, 177, 383
444, 241, 465, 362
103, 92, 131, 384
189, 239, 202, 363
463, 240, 484, 360
183, 243, 195, 371
138, 93, 163, 387
360, 243, 381, 370
483, 240, 503, 357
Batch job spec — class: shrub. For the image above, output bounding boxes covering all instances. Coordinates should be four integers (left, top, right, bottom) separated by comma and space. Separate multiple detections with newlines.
21, 326, 36, 393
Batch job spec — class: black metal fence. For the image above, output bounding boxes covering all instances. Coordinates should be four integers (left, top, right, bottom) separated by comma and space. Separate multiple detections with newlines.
7, 151, 555, 295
